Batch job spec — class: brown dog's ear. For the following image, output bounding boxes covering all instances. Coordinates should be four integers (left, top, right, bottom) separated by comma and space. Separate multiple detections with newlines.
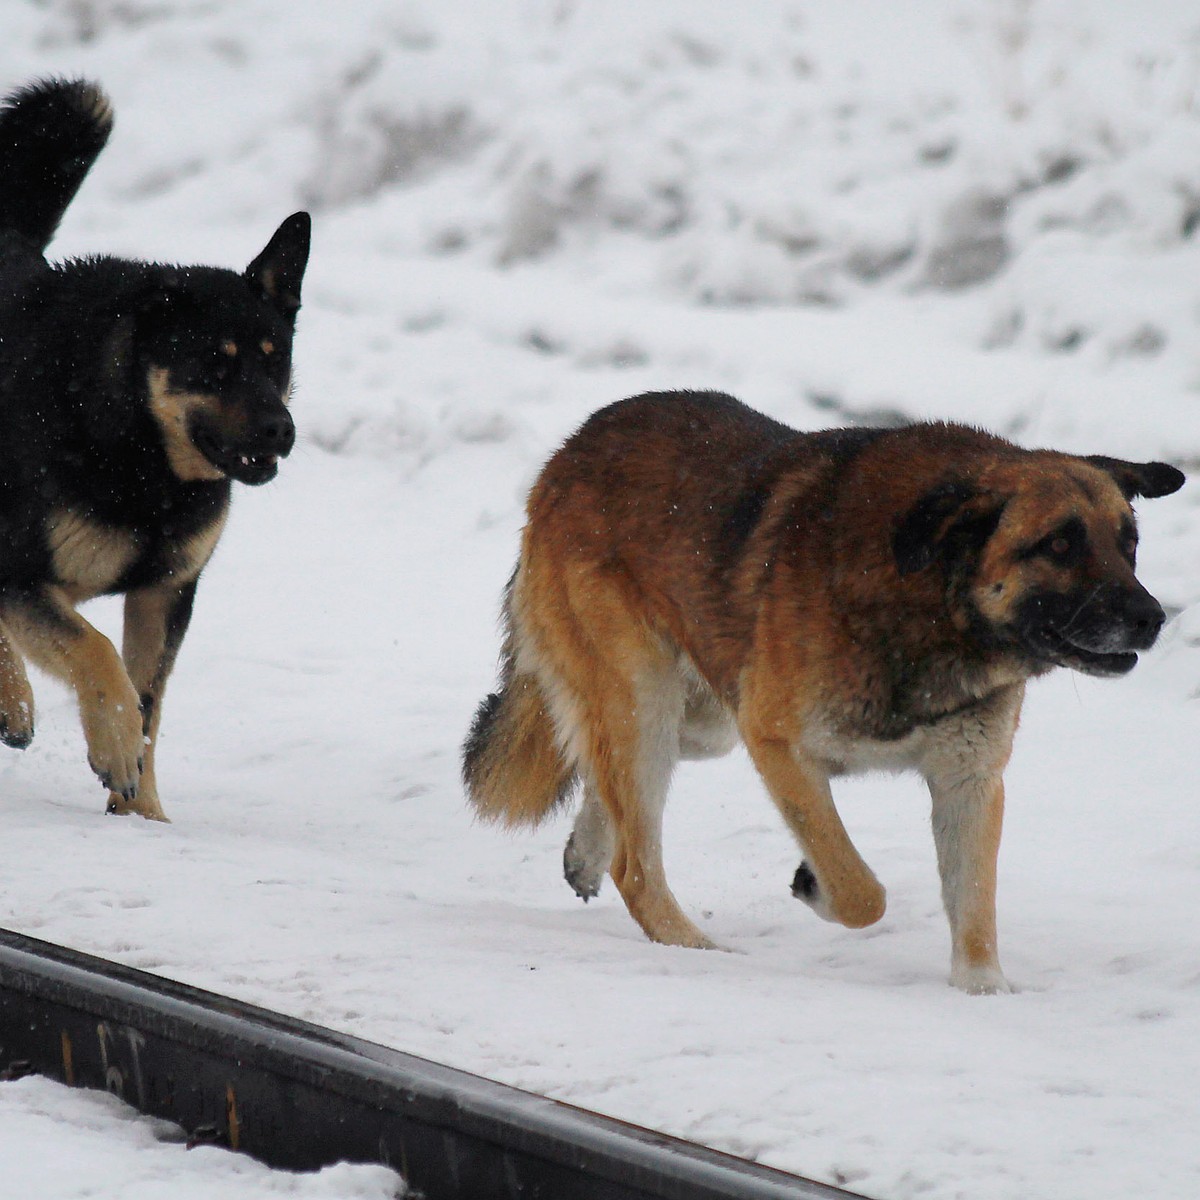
893, 480, 1005, 577
245, 211, 311, 321
1084, 455, 1185, 501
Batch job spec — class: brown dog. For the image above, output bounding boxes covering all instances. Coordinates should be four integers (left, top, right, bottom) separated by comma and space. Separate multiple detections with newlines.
463, 391, 1183, 992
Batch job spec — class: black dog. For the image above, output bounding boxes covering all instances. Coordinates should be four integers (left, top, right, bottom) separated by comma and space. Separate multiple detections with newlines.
0, 79, 311, 819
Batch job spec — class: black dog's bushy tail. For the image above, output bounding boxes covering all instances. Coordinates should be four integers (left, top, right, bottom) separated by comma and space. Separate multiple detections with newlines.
0, 78, 112, 254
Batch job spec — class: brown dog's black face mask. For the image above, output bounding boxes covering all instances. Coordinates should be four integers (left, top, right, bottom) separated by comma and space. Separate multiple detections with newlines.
1008, 534, 1163, 677
893, 455, 1185, 677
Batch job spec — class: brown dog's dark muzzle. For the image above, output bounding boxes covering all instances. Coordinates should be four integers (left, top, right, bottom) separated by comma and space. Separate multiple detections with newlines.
1117, 586, 1166, 650
1017, 580, 1166, 676
1070, 581, 1165, 653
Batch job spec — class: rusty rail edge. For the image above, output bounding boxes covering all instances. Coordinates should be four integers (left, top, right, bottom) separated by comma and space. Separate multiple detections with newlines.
0, 927, 866, 1200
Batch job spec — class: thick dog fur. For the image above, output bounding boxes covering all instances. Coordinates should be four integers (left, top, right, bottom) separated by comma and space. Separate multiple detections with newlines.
0, 79, 310, 820
464, 390, 1184, 993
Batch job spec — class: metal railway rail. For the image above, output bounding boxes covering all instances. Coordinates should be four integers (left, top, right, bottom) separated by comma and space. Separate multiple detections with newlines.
0, 927, 866, 1200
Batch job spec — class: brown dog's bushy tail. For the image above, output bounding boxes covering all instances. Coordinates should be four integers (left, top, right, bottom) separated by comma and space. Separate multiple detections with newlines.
462, 598, 577, 827
0, 78, 113, 256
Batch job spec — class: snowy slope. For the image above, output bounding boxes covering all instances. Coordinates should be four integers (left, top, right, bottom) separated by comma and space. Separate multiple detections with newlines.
3, 3, 1200, 1198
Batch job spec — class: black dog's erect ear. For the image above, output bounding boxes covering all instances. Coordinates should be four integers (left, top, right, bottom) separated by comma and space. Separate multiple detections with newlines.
893, 480, 1005, 577
245, 211, 311, 320
1084, 455, 1186, 501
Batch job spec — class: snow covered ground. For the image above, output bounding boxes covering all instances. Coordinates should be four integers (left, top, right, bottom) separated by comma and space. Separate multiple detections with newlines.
3, 1, 1200, 1196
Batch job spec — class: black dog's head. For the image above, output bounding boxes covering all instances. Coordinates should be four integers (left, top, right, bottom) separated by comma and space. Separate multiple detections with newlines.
894, 452, 1185, 677
138, 211, 311, 486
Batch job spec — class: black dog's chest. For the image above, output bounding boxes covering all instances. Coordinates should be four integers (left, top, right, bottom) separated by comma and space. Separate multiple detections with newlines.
47, 501, 228, 599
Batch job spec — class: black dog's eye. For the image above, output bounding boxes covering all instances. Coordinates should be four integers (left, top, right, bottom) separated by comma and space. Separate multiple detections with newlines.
209, 339, 238, 377
1048, 536, 1070, 558
207, 343, 237, 379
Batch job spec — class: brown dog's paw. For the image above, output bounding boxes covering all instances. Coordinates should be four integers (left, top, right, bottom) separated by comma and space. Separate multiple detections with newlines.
563, 832, 605, 901
791, 859, 886, 928
791, 861, 818, 902
950, 962, 1013, 995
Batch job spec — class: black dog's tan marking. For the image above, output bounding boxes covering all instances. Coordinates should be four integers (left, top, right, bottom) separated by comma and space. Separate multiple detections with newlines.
46, 513, 141, 600
464, 391, 1184, 993
0, 78, 310, 819
146, 368, 230, 483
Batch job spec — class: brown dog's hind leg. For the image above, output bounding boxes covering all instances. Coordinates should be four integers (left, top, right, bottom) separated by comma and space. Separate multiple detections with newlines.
563, 781, 614, 900
0, 623, 35, 749
576, 656, 716, 949
532, 555, 716, 950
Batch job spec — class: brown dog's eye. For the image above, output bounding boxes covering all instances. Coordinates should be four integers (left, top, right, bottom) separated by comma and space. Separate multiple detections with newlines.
1027, 518, 1085, 565
1118, 517, 1138, 564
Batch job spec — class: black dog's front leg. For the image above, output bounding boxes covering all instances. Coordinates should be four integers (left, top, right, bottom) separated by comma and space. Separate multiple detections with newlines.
3, 586, 144, 801
106, 581, 197, 821
0, 620, 35, 748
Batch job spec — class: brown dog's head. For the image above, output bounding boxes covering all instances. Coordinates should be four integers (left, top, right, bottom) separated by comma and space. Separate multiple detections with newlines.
894, 452, 1185, 677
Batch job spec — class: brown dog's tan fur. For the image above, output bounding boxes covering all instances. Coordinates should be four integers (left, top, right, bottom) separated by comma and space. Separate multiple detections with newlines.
464, 391, 1184, 992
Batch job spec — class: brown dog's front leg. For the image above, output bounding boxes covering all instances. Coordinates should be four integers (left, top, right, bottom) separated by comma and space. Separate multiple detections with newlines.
927, 770, 1011, 995
744, 733, 886, 929
923, 684, 1023, 994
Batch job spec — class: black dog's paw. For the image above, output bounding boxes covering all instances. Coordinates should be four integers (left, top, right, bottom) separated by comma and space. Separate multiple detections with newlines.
791, 861, 819, 902
0, 717, 34, 750
563, 833, 604, 902
93, 756, 142, 805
